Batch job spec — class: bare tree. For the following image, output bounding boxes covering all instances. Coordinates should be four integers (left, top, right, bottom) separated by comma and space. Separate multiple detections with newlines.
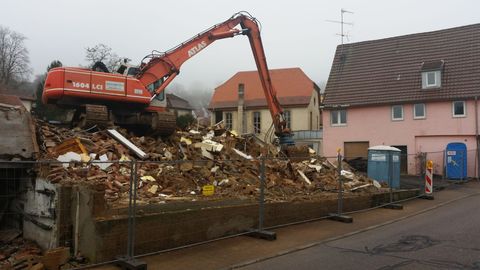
0, 26, 31, 85
85, 43, 125, 72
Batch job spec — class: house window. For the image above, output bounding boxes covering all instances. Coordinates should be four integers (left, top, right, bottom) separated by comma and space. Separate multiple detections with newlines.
309, 111, 313, 130
253, 111, 261, 133
238, 83, 244, 98
422, 71, 441, 88
413, 103, 425, 119
453, 101, 466, 117
283, 110, 291, 129
331, 109, 346, 126
225, 112, 233, 130
392, 105, 403, 121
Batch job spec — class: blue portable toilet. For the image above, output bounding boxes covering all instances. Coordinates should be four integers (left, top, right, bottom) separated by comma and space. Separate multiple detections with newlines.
367, 146, 401, 188
445, 142, 467, 180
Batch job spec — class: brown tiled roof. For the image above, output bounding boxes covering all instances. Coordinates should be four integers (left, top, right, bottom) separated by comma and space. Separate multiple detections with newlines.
323, 24, 480, 108
166, 93, 193, 110
209, 68, 318, 110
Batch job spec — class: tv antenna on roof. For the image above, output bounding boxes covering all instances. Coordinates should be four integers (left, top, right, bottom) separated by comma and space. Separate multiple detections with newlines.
326, 8, 354, 46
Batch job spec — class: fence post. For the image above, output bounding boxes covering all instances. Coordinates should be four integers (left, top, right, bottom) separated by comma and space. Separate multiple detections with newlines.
442, 150, 446, 180
328, 150, 352, 223
248, 157, 276, 240
383, 152, 403, 210
127, 161, 134, 258
338, 152, 344, 215
116, 161, 146, 269
389, 152, 393, 203
258, 157, 266, 231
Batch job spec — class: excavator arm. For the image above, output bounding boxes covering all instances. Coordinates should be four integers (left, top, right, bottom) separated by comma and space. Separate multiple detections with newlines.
137, 12, 293, 143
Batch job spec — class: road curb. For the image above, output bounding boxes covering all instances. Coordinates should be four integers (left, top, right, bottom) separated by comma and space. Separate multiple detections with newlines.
227, 191, 480, 269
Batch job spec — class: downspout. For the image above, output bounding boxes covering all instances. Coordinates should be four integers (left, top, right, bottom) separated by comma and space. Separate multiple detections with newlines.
475, 96, 479, 180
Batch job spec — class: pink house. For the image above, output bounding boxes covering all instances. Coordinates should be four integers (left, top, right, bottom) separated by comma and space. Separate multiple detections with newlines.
323, 24, 480, 177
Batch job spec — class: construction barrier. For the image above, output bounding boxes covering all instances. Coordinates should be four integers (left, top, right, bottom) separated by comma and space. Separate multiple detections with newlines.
425, 160, 433, 195
0, 154, 435, 268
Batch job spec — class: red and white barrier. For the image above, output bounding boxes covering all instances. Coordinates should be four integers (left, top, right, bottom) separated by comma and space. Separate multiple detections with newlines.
425, 160, 433, 195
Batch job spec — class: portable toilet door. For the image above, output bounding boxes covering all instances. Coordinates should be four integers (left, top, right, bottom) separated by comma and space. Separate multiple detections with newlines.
367, 145, 401, 188
445, 142, 467, 180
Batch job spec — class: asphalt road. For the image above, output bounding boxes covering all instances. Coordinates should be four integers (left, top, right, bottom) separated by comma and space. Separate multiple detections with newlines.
239, 194, 480, 270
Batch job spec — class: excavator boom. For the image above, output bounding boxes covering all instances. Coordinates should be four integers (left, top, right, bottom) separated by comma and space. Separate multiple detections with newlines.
42, 12, 292, 143
137, 12, 292, 142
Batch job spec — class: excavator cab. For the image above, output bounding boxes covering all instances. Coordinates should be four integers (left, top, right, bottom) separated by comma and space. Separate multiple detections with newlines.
147, 80, 165, 101
146, 78, 167, 108
116, 64, 139, 77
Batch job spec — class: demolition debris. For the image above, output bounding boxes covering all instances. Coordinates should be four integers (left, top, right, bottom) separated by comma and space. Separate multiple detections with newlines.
35, 120, 385, 205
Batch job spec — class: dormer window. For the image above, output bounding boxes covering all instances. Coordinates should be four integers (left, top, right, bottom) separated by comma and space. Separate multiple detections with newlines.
421, 60, 444, 89
423, 71, 441, 88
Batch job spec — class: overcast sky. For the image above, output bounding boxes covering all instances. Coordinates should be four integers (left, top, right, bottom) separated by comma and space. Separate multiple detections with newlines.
1, 0, 479, 91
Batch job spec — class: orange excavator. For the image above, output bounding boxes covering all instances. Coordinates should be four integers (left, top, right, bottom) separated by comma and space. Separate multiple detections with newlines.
43, 12, 294, 145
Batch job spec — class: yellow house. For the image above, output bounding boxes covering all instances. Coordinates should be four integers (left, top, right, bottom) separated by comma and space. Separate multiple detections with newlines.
209, 68, 322, 151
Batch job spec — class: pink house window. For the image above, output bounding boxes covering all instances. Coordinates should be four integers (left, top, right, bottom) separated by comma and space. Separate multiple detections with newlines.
453, 101, 466, 117
392, 105, 404, 121
413, 103, 426, 119
331, 110, 346, 126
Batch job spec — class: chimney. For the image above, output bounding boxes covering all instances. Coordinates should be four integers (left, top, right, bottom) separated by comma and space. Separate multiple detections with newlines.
237, 83, 246, 133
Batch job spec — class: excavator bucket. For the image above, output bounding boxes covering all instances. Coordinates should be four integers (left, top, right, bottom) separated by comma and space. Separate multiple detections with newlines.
282, 145, 310, 160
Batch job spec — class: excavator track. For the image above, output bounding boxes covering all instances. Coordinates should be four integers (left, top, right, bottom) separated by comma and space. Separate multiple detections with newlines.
151, 111, 176, 136
84, 104, 112, 128
72, 105, 176, 136
72, 104, 112, 130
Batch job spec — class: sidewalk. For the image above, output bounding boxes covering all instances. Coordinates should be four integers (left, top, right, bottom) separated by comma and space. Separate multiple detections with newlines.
94, 181, 480, 270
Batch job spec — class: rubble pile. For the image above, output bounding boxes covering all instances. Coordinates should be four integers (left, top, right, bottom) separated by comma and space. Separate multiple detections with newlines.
35, 120, 384, 204
0, 229, 83, 269
0, 230, 42, 269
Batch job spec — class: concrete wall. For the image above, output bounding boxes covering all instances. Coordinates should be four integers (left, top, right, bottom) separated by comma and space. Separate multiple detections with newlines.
23, 178, 73, 250
0, 105, 38, 159
323, 100, 480, 176
20, 99, 32, 112
77, 189, 417, 263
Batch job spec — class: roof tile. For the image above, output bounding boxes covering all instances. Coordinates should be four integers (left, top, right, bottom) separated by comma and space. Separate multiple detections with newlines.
209, 68, 317, 109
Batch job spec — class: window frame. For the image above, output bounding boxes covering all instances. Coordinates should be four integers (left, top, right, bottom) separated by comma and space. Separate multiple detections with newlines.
283, 110, 291, 129
452, 101, 466, 118
225, 112, 233, 130
391, 105, 404, 121
413, 103, 426, 119
330, 109, 347, 126
253, 111, 261, 134
422, 70, 441, 89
